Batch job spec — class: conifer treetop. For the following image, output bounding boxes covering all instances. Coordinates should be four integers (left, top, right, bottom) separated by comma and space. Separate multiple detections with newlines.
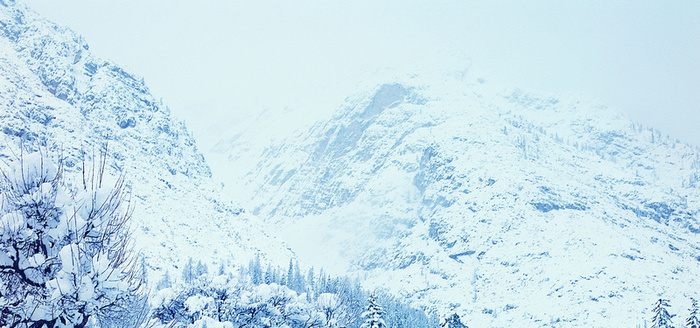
687, 298, 700, 328
651, 298, 675, 328
361, 294, 387, 328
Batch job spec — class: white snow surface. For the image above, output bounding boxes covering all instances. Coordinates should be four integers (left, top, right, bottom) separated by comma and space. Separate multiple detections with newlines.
211, 66, 700, 326
4, 0, 700, 327
0, 1, 293, 286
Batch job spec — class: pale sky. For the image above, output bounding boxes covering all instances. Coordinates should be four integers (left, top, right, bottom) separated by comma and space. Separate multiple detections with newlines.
21, 1, 700, 149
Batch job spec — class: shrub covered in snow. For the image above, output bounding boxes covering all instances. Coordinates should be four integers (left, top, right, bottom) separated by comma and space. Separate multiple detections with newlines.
150, 274, 331, 328
150, 259, 439, 328
0, 151, 145, 327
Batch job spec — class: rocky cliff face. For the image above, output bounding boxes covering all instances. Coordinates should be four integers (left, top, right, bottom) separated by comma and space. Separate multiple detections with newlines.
0, 1, 291, 280
216, 71, 700, 326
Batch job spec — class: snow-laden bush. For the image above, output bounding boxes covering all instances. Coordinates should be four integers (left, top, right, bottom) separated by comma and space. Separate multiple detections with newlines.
316, 293, 351, 328
0, 152, 145, 327
150, 273, 353, 328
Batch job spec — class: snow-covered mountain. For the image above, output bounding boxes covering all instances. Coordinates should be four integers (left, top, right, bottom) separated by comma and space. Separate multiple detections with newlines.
5, 0, 700, 326
213, 70, 700, 326
0, 0, 292, 281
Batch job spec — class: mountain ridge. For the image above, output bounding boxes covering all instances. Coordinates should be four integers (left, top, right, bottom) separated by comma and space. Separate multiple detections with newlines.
3, 0, 700, 326
212, 72, 700, 326
0, 1, 293, 282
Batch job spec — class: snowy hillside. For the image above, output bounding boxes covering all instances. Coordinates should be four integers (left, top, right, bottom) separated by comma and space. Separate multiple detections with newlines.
0, 1, 292, 281
213, 70, 700, 326
4, 0, 700, 326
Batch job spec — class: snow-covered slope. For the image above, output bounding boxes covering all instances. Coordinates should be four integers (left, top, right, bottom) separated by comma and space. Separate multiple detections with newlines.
0, 0, 292, 281
215, 70, 700, 326
6, 0, 699, 325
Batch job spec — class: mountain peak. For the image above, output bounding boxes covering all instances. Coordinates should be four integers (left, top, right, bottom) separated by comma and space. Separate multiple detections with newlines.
211, 73, 700, 326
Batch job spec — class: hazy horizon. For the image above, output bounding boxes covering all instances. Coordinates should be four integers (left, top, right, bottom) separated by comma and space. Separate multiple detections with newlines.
22, 1, 700, 150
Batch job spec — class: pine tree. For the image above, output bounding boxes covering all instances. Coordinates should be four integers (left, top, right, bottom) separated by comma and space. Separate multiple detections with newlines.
250, 254, 262, 285
238, 265, 248, 284
286, 259, 294, 288
218, 262, 226, 276
0, 151, 145, 327
306, 266, 315, 295
442, 313, 468, 328
317, 269, 328, 293
687, 298, 700, 328
182, 258, 195, 283
293, 261, 305, 292
196, 260, 209, 277
652, 299, 675, 328
361, 294, 387, 328
264, 264, 274, 284
157, 270, 172, 290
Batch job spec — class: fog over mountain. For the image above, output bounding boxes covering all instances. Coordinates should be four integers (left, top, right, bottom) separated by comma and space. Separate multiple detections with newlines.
209, 68, 700, 327
22, 1, 700, 151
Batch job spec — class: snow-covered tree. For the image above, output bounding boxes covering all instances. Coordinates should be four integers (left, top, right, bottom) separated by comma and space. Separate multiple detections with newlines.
195, 260, 208, 277
652, 299, 675, 328
151, 274, 323, 328
182, 258, 195, 283
264, 264, 278, 285
688, 298, 700, 328
306, 267, 315, 295
250, 254, 262, 285
151, 260, 438, 328
157, 270, 173, 291
441, 313, 467, 328
361, 295, 386, 328
316, 293, 353, 328
285, 259, 294, 288
292, 261, 303, 292
0, 151, 145, 327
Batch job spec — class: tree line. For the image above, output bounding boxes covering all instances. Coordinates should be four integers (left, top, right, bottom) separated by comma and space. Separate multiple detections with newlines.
149, 255, 439, 328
